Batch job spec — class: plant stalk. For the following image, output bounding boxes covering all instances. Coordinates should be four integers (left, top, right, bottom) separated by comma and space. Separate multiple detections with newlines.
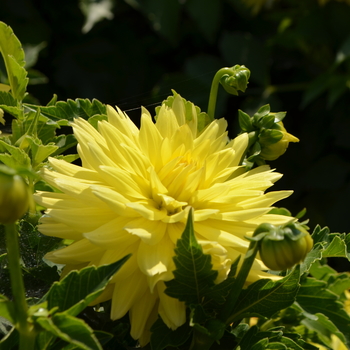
5, 222, 36, 350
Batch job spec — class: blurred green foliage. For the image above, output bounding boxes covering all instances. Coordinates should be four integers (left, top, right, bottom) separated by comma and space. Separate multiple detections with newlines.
1, 0, 350, 267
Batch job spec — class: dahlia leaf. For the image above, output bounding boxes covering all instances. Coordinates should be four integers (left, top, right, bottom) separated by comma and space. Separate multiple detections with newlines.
150, 317, 192, 350
296, 277, 350, 347
0, 91, 16, 106
228, 266, 300, 322
25, 98, 106, 123
0, 327, 19, 349
0, 294, 14, 324
41, 254, 130, 317
0, 22, 28, 101
35, 312, 102, 350
164, 209, 218, 305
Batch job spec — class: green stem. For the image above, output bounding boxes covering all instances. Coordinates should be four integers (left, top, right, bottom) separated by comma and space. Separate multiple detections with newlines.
219, 238, 260, 324
5, 223, 36, 350
207, 67, 232, 121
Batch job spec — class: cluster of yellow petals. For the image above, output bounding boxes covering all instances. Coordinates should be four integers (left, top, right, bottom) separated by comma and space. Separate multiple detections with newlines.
35, 95, 294, 344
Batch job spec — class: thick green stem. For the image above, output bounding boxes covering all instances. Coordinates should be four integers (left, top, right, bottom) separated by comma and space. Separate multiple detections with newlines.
5, 223, 36, 350
219, 238, 260, 324
207, 67, 232, 121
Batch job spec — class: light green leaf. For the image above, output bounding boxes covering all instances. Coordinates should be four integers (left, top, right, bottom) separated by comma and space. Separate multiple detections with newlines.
41, 255, 130, 317
301, 312, 346, 347
229, 267, 300, 322
0, 22, 28, 101
25, 136, 58, 169
35, 313, 102, 350
0, 140, 31, 169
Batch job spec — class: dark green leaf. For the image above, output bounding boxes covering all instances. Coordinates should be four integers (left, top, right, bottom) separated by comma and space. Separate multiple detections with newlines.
35, 313, 102, 350
296, 277, 350, 347
165, 209, 218, 305
229, 267, 300, 322
150, 317, 192, 350
42, 255, 130, 316
25, 98, 106, 122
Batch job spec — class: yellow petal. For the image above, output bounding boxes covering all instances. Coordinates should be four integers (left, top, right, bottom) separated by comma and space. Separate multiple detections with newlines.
110, 271, 148, 319
129, 289, 158, 340
157, 281, 186, 329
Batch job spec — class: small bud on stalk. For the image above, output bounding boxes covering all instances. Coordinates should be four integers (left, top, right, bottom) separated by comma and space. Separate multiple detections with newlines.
256, 222, 313, 271
259, 121, 299, 161
0, 167, 30, 224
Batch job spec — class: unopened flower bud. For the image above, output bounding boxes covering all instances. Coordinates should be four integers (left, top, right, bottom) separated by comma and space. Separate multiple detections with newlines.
259, 121, 299, 161
258, 222, 313, 271
0, 170, 30, 224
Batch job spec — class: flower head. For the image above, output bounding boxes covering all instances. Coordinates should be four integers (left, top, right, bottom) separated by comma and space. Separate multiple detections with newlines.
35, 94, 295, 344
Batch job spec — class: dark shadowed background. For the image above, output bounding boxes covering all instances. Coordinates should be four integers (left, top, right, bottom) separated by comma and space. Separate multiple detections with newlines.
1, 0, 350, 269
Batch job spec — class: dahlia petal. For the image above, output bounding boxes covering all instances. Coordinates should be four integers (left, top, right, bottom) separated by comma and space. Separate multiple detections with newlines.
195, 221, 250, 248
110, 271, 148, 320
228, 133, 249, 166
34, 191, 86, 209
107, 105, 140, 141
193, 209, 220, 221
90, 185, 139, 217
126, 201, 167, 221
83, 217, 138, 248
157, 281, 186, 329
139, 112, 163, 168
48, 157, 102, 181
167, 222, 185, 244
45, 239, 104, 264
213, 207, 272, 221
137, 235, 175, 290
38, 218, 82, 240
138, 301, 159, 347
45, 207, 115, 232
155, 105, 180, 139
98, 165, 149, 199
124, 218, 167, 244
240, 190, 293, 208
129, 289, 158, 340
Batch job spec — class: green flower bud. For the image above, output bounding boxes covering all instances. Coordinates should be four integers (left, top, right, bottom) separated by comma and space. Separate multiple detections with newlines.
259, 121, 299, 161
0, 169, 30, 224
259, 222, 313, 271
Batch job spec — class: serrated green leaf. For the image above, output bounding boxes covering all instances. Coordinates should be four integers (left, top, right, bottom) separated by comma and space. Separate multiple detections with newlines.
0, 92, 16, 106
35, 313, 102, 350
42, 255, 130, 316
0, 22, 28, 101
25, 98, 106, 122
322, 235, 348, 258
0, 140, 31, 169
150, 317, 192, 350
296, 277, 350, 347
7, 56, 28, 101
24, 136, 58, 169
301, 312, 346, 347
327, 273, 350, 295
164, 209, 218, 305
229, 267, 300, 322
52, 134, 77, 156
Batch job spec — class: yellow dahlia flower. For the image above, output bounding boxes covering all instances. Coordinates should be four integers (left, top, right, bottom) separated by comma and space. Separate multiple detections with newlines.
35, 94, 295, 344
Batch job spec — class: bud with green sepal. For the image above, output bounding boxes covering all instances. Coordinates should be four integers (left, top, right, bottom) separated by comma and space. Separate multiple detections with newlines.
0, 165, 30, 224
257, 221, 313, 271
238, 104, 299, 166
